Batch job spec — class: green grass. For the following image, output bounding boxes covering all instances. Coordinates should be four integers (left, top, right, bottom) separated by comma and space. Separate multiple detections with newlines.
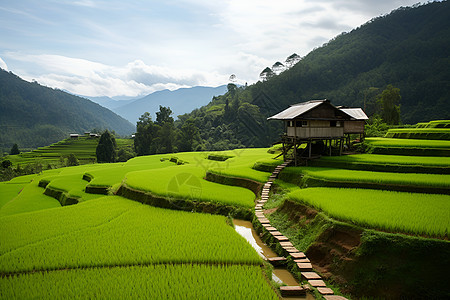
3, 137, 133, 167
0, 183, 26, 209
366, 137, 450, 148
286, 166, 450, 188
288, 187, 450, 238
0, 196, 262, 274
0, 174, 61, 217
416, 120, 450, 128
0, 264, 278, 300
125, 165, 256, 208
384, 128, 450, 140
316, 154, 450, 167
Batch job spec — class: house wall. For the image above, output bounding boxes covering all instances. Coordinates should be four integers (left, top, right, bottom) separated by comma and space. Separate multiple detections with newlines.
343, 121, 365, 134
286, 120, 344, 138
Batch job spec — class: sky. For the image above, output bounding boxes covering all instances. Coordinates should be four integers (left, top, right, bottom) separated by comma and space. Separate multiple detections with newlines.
0, 0, 423, 98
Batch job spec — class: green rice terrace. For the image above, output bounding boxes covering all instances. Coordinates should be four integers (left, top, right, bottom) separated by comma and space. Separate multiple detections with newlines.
1, 132, 450, 299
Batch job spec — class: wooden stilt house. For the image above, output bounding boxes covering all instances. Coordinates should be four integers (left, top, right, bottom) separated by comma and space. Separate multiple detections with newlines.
267, 99, 367, 166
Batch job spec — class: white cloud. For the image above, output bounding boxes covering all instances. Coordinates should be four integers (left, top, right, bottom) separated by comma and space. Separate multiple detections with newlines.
0, 0, 424, 97
0, 57, 8, 71
2, 53, 231, 97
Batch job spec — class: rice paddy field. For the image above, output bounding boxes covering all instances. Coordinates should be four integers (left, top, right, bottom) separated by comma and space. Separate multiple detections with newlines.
3, 136, 133, 166
365, 137, 450, 148
288, 187, 450, 238
0, 148, 282, 299
384, 128, 450, 140
284, 166, 450, 189
2, 134, 450, 298
316, 153, 450, 167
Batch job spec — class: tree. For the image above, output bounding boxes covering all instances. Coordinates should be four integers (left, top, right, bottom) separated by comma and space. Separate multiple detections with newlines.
156, 105, 174, 125
178, 118, 200, 152
96, 130, 117, 163
134, 112, 155, 156
285, 53, 301, 68
376, 84, 401, 125
66, 153, 79, 166
10, 143, 20, 155
259, 67, 275, 81
1, 159, 12, 169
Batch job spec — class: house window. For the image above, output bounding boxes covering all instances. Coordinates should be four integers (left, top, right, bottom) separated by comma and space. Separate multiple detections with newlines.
330, 121, 337, 127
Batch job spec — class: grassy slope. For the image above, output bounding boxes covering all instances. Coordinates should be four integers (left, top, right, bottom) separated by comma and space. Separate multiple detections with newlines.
366, 137, 450, 148
285, 166, 450, 188
288, 187, 450, 237
1, 264, 278, 300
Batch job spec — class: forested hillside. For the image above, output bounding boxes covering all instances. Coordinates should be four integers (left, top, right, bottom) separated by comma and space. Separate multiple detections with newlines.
0, 69, 135, 153
177, 1, 450, 150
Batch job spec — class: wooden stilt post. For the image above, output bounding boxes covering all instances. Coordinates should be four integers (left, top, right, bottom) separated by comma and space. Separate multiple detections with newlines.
339, 138, 344, 155
308, 140, 312, 159
329, 139, 332, 156
294, 139, 297, 167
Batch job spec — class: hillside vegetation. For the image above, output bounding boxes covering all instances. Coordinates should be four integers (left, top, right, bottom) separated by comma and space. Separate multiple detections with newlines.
0, 69, 135, 153
176, 1, 450, 150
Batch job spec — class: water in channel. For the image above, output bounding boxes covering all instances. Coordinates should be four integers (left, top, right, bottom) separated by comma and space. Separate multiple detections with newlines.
233, 219, 315, 300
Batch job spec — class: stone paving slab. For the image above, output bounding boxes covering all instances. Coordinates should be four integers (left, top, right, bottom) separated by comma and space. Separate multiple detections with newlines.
279, 241, 293, 247
294, 258, 311, 264
279, 286, 306, 297
262, 223, 271, 227
266, 226, 277, 231
270, 231, 282, 236
324, 295, 348, 300
283, 246, 300, 253
267, 257, 287, 266
308, 280, 326, 287
301, 272, 321, 280
318, 288, 334, 295
274, 235, 289, 241
296, 262, 313, 271
290, 252, 306, 259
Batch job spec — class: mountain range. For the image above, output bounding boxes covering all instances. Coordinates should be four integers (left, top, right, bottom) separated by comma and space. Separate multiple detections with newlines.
0, 69, 135, 152
87, 85, 227, 124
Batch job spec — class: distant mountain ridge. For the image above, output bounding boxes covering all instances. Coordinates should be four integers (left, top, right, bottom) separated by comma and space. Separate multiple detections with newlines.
0, 69, 135, 151
106, 85, 228, 124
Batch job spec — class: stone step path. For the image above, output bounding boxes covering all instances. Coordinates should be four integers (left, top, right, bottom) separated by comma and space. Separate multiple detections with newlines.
256, 160, 348, 299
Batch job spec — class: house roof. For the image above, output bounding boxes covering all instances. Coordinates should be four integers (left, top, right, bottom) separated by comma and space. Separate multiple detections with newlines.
339, 108, 368, 120
267, 99, 328, 120
267, 99, 368, 121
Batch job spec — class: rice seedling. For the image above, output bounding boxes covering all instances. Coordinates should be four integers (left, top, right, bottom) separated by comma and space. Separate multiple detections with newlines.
0, 196, 262, 274
286, 166, 450, 188
366, 137, 450, 148
0, 264, 278, 300
0, 183, 26, 209
316, 154, 450, 167
288, 187, 450, 237
384, 128, 450, 140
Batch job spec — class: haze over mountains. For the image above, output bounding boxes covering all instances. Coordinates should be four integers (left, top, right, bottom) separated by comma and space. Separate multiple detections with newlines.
86, 85, 228, 124
0, 69, 134, 152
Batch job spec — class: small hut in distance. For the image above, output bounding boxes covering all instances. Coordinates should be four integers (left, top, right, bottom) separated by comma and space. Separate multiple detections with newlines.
267, 99, 368, 165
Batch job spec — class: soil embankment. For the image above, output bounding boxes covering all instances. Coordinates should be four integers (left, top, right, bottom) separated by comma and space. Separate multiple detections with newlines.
267, 199, 450, 299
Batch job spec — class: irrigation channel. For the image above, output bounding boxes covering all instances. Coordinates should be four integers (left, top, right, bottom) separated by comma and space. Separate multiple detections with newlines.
234, 219, 314, 300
